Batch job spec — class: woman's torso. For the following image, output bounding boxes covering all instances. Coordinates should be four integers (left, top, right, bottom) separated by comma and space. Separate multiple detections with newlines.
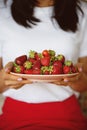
0, 1, 87, 103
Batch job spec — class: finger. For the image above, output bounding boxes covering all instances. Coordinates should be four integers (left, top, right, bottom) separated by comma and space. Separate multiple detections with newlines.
8, 74, 32, 83
5, 73, 23, 80
10, 81, 32, 89
5, 79, 32, 86
75, 62, 83, 72
64, 75, 80, 83
20, 79, 32, 84
77, 63, 83, 72
4, 62, 13, 73
52, 81, 68, 86
5, 80, 21, 86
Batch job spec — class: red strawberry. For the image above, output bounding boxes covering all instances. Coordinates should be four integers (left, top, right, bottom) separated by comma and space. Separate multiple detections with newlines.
71, 66, 77, 73
28, 58, 36, 64
32, 60, 41, 69
15, 55, 27, 65
53, 60, 63, 68
32, 68, 41, 74
13, 65, 25, 74
63, 66, 71, 74
41, 66, 50, 75
43, 71, 49, 75
35, 52, 42, 60
41, 57, 50, 66
52, 65, 63, 74
64, 60, 73, 67
42, 50, 50, 57
63, 60, 75, 74
57, 54, 65, 63
24, 69, 33, 74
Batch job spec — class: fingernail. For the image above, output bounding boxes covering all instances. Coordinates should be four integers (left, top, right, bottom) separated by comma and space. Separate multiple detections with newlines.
17, 78, 23, 81
79, 67, 82, 72
64, 79, 68, 82
5, 68, 10, 72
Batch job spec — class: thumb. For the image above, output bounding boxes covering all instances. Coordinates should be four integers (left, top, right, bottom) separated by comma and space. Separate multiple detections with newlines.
4, 62, 13, 73
76, 62, 87, 73
75, 62, 83, 72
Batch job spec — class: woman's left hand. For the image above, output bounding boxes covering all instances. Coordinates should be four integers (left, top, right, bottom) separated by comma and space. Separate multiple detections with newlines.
52, 57, 87, 92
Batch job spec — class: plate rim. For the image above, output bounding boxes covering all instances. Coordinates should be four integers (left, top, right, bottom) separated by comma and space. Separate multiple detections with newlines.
10, 72, 79, 77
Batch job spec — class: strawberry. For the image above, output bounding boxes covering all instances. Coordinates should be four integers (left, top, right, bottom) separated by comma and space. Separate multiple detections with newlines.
32, 60, 41, 69
32, 68, 41, 74
63, 66, 71, 74
28, 58, 36, 64
41, 66, 50, 75
24, 69, 33, 74
57, 54, 65, 63
13, 65, 25, 74
23, 61, 32, 69
41, 57, 50, 66
49, 50, 55, 56
64, 60, 73, 67
35, 52, 42, 60
43, 70, 49, 75
50, 56, 56, 64
15, 55, 27, 65
53, 60, 63, 68
51, 65, 63, 74
63, 60, 73, 74
71, 66, 77, 73
29, 50, 36, 58
42, 50, 50, 57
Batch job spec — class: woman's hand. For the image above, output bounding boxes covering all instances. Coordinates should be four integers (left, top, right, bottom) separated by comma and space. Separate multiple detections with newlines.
52, 57, 87, 92
67, 60, 87, 92
0, 62, 32, 93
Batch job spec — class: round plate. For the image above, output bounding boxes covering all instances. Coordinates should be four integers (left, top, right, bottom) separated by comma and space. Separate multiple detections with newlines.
10, 72, 79, 82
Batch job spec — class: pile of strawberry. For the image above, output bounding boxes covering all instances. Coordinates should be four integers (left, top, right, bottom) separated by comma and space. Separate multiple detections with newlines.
12, 50, 78, 75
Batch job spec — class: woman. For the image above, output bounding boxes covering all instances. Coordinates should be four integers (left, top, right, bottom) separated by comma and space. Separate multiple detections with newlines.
0, 0, 87, 129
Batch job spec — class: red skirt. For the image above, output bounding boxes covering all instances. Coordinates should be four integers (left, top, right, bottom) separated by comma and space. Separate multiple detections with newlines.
0, 95, 87, 130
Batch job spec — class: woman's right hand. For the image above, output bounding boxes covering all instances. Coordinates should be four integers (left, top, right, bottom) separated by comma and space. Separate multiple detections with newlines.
0, 62, 32, 93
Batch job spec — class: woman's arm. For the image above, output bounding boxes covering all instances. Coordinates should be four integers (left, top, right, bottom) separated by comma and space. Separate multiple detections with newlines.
53, 56, 87, 93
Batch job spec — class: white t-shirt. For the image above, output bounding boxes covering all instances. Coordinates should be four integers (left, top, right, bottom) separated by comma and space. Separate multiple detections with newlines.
0, 0, 87, 103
